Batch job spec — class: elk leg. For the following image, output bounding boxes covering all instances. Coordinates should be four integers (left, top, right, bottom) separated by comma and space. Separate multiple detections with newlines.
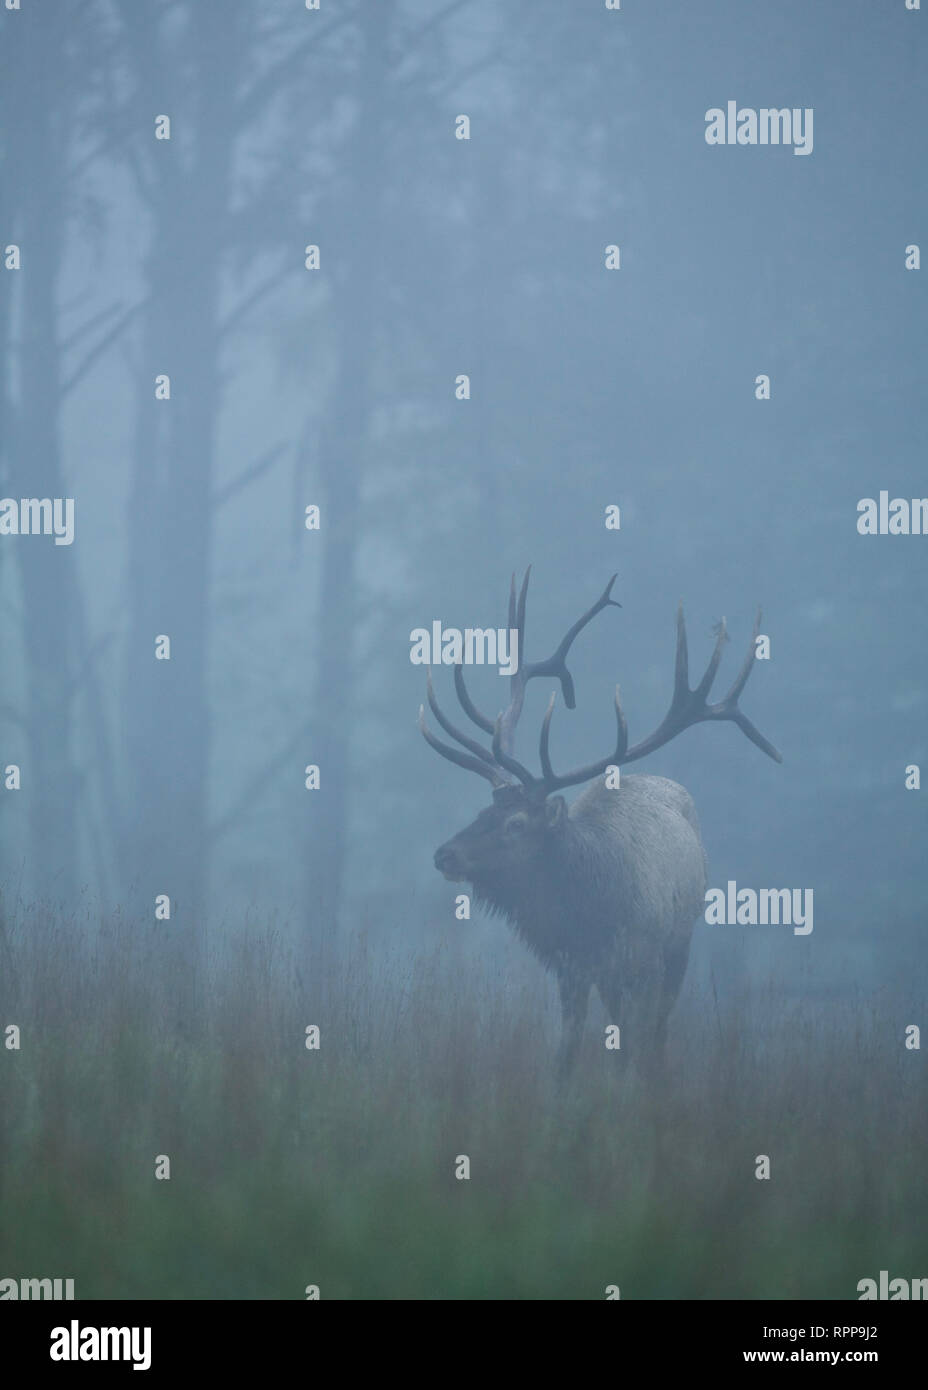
556, 968, 590, 1075
598, 952, 664, 1070
654, 934, 692, 1056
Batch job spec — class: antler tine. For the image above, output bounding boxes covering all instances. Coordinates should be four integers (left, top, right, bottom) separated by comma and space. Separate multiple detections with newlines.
453, 663, 495, 735
495, 568, 532, 756
619, 605, 782, 765
515, 566, 530, 646
725, 708, 783, 764
692, 611, 726, 702
451, 569, 533, 742
539, 688, 629, 791
707, 609, 782, 762
719, 608, 760, 705
672, 599, 690, 700
523, 573, 621, 709
418, 704, 509, 788
491, 713, 537, 789
425, 670, 500, 768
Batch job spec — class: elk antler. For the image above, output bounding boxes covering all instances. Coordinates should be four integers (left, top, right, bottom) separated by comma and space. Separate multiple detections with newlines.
418, 569, 620, 788
417, 670, 509, 788
418, 575, 782, 794
537, 604, 782, 792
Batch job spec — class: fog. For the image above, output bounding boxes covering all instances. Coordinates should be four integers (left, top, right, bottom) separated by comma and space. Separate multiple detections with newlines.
3, 1, 923, 991
0, 0, 925, 1302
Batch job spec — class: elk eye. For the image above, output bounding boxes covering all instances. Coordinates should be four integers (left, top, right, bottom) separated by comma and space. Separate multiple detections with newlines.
504, 813, 529, 836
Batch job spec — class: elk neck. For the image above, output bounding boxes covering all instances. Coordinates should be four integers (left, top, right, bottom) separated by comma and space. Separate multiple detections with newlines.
469, 812, 609, 967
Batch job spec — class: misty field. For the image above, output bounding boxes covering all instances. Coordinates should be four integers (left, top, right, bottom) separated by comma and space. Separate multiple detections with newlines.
0, 904, 924, 1301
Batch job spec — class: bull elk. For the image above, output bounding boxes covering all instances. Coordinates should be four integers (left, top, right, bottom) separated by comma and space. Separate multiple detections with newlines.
418, 570, 781, 1071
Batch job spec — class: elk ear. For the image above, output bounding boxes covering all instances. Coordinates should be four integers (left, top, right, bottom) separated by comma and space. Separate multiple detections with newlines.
544, 795, 567, 832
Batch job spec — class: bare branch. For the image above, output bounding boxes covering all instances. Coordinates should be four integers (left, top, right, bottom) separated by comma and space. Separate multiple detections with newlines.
234, 5, 363, 128
213, 443, 288, 509
219, 265, 291, 340
61, 303, 142, 397
59, 301, 125, 355
209, 720, 314, 842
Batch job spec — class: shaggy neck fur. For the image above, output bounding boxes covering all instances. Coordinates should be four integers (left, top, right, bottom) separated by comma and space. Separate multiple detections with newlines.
470, 816, 619, 970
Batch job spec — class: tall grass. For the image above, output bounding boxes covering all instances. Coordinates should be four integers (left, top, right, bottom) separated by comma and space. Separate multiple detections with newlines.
0, 903, 924, 1299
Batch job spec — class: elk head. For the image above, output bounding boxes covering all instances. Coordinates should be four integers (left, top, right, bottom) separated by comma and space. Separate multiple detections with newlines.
432, 782, 567, 883
419, 570, 781, 887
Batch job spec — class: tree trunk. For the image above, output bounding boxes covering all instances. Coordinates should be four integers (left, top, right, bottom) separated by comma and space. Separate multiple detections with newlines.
121, 8, 241, 1023
304, 2, 395, 943
11, 11, 80, 907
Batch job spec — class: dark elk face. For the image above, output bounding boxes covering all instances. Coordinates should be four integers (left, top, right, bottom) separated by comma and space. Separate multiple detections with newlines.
433, 786, 567, 883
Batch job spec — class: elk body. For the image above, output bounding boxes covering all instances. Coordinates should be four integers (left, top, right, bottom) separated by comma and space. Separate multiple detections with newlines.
419, 572, 781, 1071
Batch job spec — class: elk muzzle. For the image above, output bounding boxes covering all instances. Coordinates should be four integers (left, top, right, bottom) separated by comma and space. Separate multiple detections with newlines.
434, 841, 467, 881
